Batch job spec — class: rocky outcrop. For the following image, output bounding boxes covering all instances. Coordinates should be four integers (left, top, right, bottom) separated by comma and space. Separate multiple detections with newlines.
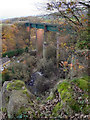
7, 90, 29, 118
1, 76, 90, 119
1, 80, 35, 118
41, 76, 90, 118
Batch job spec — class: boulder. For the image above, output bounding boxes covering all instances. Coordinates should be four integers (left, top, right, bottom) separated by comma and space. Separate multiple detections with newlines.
7, 90, 29, 118
1, 80, 35, 118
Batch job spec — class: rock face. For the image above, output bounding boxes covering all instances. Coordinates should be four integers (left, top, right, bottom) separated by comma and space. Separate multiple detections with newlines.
2, 81, 12, 109
1, 76, 90, 119
1, 80, 35, 118
7, 90, 29, 118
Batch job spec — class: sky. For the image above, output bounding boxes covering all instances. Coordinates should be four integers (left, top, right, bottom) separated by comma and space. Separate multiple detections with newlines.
0, 0, 88, 20
0, 0, 49, 20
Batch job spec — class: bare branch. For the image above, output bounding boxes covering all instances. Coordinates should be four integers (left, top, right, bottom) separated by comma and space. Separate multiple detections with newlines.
79, 1, 90, 7
46, 1, 88, 27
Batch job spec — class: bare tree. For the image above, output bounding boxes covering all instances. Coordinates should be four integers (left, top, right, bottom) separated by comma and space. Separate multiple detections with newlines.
46, 0, 89, 27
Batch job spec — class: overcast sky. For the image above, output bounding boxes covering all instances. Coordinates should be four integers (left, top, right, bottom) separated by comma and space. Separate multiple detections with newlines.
0, 0, 88, 20
0, 0, 49, 20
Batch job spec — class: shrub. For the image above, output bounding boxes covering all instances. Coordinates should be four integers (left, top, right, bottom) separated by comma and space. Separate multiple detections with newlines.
2, 69, 10, 84
76, 30, 90, 49
2, 48, 24, 58
25, 47, 28, 53
7, 63, 32, 82
25, 56, 37, 67
45, 45, 56, 64
17, 48, 24, 55
4, 56, 37, 83
37, 58, 55, 78
29, 50, 36, 56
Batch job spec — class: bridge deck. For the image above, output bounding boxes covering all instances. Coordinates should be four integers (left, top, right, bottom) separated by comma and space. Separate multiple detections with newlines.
25, 22, 72, 33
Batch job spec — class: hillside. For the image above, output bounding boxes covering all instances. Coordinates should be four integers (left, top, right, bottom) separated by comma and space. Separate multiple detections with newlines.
2, 13, 65, 25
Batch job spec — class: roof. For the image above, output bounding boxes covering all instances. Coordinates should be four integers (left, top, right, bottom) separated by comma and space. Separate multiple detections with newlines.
0, 57, 10, 65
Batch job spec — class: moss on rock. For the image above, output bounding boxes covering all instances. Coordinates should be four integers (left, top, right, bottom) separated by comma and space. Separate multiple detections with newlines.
2, 76, 89, 118
48, 76, 90, 116
2, 80, 36, 118
72, 76, 90, 92
6, 80, 25, 90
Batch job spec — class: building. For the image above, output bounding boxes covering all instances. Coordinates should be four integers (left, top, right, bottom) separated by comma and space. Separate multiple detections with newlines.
0, 57, 10, 72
